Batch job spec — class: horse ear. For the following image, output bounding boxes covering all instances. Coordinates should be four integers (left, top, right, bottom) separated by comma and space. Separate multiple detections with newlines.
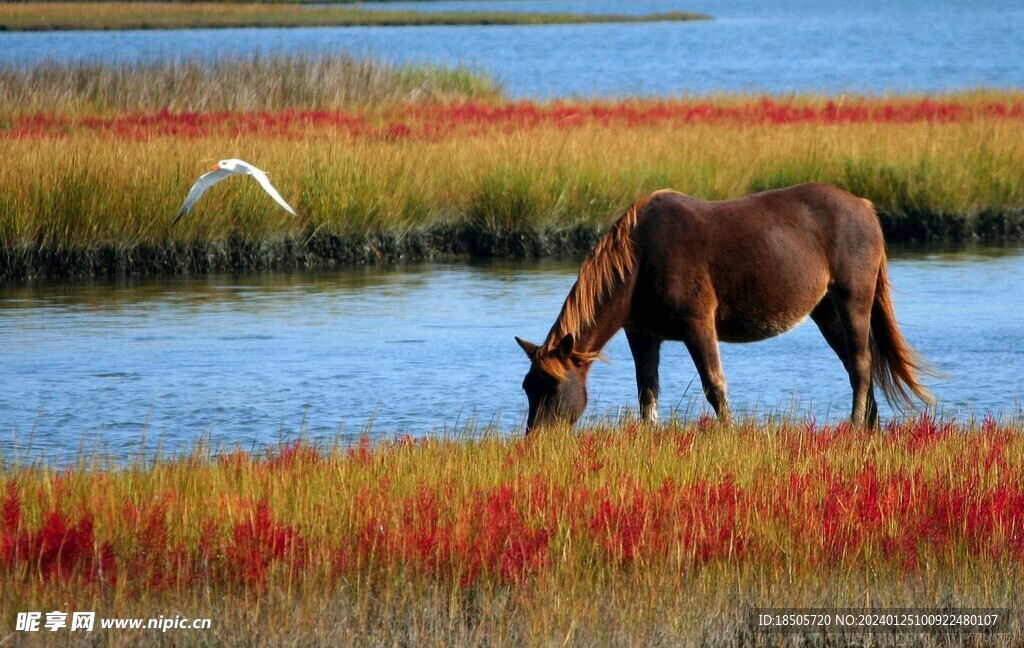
515, 337, 539, 357
556, 334, 575, 360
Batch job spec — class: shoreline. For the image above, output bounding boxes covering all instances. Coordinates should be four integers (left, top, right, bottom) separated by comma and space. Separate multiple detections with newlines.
4, 211, 1023, 282
0, 225, 606, 282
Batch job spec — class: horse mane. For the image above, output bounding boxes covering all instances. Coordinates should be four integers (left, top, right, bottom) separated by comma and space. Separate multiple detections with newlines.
535, 190, 670, 379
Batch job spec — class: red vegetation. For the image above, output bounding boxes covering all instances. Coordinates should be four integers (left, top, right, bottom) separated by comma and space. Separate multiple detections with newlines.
355, 482, 550, 585
2, 484, 116, 584
2, 416, 1023, 596
6, 98, 1024, 140
224, 499, 306, 586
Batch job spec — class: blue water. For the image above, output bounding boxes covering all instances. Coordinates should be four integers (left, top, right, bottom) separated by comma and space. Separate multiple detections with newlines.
1, 249, 1022, 464
1, 0, 1022, 97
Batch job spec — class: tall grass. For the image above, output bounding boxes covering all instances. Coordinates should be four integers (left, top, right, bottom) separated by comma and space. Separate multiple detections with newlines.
2, 116, 1024, 274
0, 3, 711, 31
1, 416, 1022, 645
0, 55, 504, 114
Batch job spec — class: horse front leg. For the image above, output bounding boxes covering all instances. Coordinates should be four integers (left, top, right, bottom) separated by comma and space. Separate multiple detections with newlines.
681, 318, 731, 423
626, 330, 662, 424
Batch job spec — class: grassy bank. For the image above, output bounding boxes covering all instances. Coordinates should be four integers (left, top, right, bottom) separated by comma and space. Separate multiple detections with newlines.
4, 103, 1024, 279
1, 416, 1022, 645
2, 59, 1024, 280
0, 3, 710, 31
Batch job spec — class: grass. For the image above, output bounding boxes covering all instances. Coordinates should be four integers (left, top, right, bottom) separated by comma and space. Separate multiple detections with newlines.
0, 3, 711, 31
0, 55, 506, 114
1, 58, 1024, 279
1, 415, 1023, 645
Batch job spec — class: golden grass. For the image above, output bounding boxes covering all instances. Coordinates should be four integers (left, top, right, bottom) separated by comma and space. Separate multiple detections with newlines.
2, 116, 1023, 247
1, 59, 1022, 277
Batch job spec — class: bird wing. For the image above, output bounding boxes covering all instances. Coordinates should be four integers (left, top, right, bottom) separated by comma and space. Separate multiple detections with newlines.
171, 167, 235, 226
247, 167, 298, 216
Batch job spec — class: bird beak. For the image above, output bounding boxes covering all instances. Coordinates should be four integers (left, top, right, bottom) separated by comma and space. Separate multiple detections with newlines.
210, 163, 221, 170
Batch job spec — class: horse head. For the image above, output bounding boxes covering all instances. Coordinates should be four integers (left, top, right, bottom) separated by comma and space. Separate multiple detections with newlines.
515, 334, 595, 434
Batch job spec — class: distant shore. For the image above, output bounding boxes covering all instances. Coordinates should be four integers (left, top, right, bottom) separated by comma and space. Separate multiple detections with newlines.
0, 2, 712, 31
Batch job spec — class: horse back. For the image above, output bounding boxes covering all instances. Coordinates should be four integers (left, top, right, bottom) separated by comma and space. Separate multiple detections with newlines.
630, 183, 884, 342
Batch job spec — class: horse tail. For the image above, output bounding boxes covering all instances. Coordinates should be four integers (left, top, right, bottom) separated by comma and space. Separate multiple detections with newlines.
870, 256, 935, 410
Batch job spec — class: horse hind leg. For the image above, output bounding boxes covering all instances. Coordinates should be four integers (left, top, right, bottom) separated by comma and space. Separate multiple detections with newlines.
866, 388, 879, 428
810, 291, 876, 428
626, 330, 662, 423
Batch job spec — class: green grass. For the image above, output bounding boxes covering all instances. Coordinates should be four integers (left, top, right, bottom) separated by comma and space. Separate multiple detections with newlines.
0, 2, 711, 31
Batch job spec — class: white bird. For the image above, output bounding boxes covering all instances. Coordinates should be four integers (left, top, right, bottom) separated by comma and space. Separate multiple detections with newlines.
172, 158, 297, 226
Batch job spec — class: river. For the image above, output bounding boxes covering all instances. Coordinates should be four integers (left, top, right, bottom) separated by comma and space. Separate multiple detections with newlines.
1, 0, 1022, 97
2, 247, 1021, 463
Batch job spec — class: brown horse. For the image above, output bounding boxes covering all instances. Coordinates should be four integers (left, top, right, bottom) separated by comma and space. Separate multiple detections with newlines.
516, 183, 933, 433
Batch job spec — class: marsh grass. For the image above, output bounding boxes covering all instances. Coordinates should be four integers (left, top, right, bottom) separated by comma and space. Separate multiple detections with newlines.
3, 115, 1024, 279
0, 55, 504, 114
2, 416, 1023, 645
2, 60, 1023, 278
0, 3, 711, 31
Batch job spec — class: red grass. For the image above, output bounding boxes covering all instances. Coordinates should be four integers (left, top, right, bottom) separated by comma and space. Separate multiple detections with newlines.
225, 499, 306, 587
2, 501, 117, 585
6, 98, 1024, 141
2, 416, 1023, 597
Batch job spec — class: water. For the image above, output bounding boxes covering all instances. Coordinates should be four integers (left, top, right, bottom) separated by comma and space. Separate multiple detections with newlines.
1, 0, 1022, 97
2, 248, 1022, 463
